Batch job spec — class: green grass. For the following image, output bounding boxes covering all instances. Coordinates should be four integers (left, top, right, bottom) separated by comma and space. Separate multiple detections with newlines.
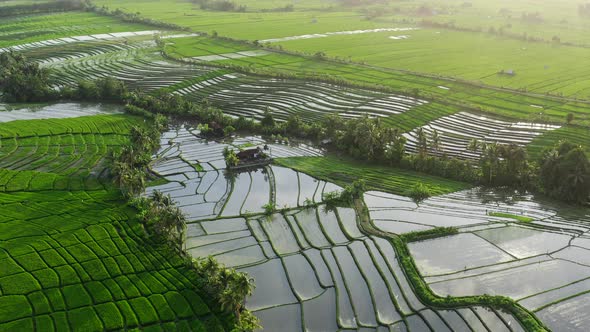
0, 114, 139, 177
94, 0, 383, 40
275, 155, 471, 196
0, 11, 154, 48
0, 187, 226, 330
0, 111, 229, 330
489, 211, 534, 223
94, 0, 590, 99
274, 27, 590, 98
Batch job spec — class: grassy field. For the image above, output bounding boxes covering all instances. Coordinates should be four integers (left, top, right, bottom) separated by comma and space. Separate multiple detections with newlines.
273, 28, 590, 98
384, 0, 590, 46
93, 0, 390, 39
92, 0, 590, 97
0, 112, 231, 330
0, 11, 154, 48
0, 115, 138, 177
0, 187, 227, 331
274, 155, 471, 196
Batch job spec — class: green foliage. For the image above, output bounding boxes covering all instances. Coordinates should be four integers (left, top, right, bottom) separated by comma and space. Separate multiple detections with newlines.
539, 140, 590, 203
489, 212, 534, 223
133, 191, 187, 249
0, 51, 54, 102
193, 257, 257, 322
339, 179, 366, 203
231, 310, 262, 332
260, 108, 276, 128
70, 77, 128, 101
400, 227, 458, 243
404, 182, 433, 202
262, 202, 276, 215
224, 147, 240, 167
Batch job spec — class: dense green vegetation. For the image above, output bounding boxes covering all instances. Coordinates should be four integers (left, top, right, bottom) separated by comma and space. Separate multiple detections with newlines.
539, 140, 590, 203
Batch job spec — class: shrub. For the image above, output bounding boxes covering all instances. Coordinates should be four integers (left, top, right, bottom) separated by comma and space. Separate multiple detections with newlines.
405, 182, 433, 202
262, 202, 276, 215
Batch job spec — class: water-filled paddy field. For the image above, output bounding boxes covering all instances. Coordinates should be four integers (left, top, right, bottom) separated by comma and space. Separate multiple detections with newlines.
143, 124, 590, 330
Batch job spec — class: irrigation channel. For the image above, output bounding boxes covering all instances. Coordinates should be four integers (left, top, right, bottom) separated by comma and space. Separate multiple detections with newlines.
144, 124, 588, 331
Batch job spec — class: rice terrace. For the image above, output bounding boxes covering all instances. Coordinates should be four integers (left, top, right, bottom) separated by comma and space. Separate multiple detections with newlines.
1, 0, 590, 331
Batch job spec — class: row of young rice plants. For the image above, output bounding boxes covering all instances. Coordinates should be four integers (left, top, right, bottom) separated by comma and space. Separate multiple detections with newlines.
0, 110, 231, 330
0, 188, 227, 331
0, 11, 154, 48
31, 40, 213, 92
8, 29, 586, 157
0, 114, 138, 177
163, 36, 590, 125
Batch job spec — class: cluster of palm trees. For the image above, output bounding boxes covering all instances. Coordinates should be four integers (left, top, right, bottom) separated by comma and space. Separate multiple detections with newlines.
466, 139, 531, 186
193, 257, 258, 328
112, 117, 166, 197
135, 191, 187, 251
415, 127, 442, 157
539, 140, 590, 203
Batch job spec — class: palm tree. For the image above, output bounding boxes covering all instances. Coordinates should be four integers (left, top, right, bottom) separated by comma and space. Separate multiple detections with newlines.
467, 138, 480, 153
416, 127, 428, 157
482, 142, 501, 184
220, 270, 255, 320
430, 129, 441, 154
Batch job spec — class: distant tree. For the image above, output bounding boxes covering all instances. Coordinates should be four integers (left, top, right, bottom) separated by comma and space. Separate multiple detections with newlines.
416, 127, 428, 157
566, 113, 575, 125
467, 138, 480, 153
430, 129, 442, 153
260, 108, 276, 128
0, 51, 53, 102
539, 140, 590, 203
